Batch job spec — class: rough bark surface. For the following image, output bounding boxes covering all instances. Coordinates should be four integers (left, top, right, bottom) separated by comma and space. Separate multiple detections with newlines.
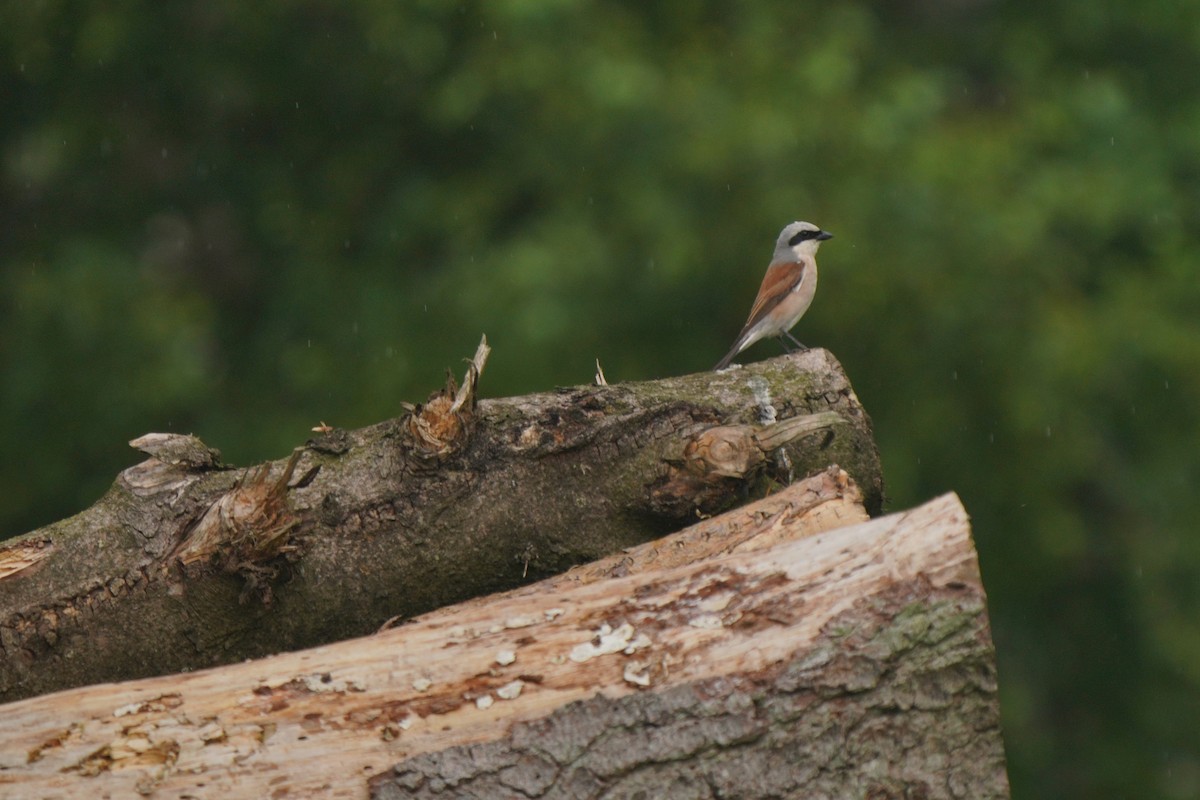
0, 349, 881, 703
374, 584, 1001, 800
371, 495, 1006, 800
0, 488, 1007, 799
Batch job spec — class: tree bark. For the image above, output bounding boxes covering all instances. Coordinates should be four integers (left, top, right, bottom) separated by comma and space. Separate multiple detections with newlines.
0, 483, 1006, 800
0, 347, 882, 703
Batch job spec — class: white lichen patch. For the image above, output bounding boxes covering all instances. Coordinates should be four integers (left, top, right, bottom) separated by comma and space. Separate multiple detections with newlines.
624, 633, 652, 654
495, 649, 516, 666
411, 677, 432, 692
496, 680, 524, 700
197, 721, 226, 743
697, 592, 734, 613
544, 607, 565, 621
623, 661, 651, 687
504, 614, 540, 629
119, 735, 154, 755
112, 693, 183, 717
113, 702, 146, 718
688, 614, 725, 629
475, 694, 494, 710
300, 673, 364, 693
747, 376, 777, 424
569, 623, 650, 663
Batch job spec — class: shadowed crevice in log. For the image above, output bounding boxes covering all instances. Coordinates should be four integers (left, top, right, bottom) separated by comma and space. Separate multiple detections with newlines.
371, 582, 1006, 800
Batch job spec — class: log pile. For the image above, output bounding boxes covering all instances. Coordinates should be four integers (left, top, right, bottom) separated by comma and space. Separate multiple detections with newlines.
0, 342, 1009, 797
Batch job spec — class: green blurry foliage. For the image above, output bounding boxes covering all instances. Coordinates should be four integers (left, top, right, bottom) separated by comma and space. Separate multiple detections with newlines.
3, 1, 1199, 796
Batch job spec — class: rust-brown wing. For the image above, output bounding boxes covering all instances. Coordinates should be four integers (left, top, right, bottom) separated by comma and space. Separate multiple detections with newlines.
736, 260, 807, 338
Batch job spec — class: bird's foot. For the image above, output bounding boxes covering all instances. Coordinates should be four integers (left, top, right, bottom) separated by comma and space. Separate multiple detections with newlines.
781, 332, 809, 352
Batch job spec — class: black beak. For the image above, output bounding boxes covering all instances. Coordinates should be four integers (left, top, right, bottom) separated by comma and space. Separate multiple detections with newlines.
816, 231, 833, 241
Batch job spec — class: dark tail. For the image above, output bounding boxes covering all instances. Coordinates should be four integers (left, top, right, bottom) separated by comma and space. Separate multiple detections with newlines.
713, 340, 744, 371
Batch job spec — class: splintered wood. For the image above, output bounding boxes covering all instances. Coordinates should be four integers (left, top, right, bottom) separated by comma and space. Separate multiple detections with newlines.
0, 477, 1007, 799
1, 348, 885, 705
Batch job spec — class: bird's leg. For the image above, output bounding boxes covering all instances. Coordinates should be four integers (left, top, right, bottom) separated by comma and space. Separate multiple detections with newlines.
783, 331, 808, 351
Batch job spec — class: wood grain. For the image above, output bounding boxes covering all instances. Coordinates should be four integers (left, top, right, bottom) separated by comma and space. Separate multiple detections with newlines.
0, 487, 1004, 799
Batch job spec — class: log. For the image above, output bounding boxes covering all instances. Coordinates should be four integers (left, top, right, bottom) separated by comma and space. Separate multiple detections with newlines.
0, 485, 1008, 799
0, 345, 882, 703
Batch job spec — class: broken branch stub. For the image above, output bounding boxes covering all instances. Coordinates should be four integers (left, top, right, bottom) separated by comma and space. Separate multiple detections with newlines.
404, 335, 490, 460
0, 345, 881, 702
176, 338, 491, 596
166, 450, 309, 604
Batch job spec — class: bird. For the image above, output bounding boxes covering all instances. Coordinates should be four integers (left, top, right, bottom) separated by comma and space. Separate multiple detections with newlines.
713, 221, 833, 371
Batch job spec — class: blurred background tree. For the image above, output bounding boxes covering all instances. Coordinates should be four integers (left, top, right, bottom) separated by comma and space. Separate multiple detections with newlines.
3, 0, 1198, 796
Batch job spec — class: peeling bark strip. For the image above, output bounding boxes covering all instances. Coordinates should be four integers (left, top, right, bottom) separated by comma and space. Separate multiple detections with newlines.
0, 345, 881, 703
0, 492, 1006, 799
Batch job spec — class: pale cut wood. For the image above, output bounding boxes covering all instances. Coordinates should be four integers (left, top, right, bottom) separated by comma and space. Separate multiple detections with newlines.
0, 491, 1000, 799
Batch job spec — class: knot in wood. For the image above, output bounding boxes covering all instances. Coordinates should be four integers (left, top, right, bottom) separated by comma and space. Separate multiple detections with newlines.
683, 426, 765, 479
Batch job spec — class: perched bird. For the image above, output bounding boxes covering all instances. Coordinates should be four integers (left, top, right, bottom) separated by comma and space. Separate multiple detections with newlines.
713, 221, 833, 371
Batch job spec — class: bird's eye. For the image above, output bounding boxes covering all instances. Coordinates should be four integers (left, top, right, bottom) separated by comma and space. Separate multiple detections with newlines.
788, 230, 816, 246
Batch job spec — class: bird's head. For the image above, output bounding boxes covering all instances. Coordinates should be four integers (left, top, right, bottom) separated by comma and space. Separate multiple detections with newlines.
775, 221, 833, 262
